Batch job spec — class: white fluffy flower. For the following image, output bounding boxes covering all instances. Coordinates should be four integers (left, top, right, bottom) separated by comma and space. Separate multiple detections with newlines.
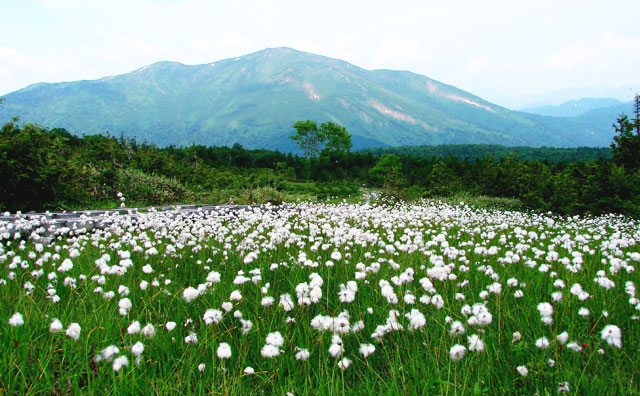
112, 355, 129, 371
468, 334, 484, 351
512, 331, 521, 343
295, 348, 310, 361
359, 343, 375, 358
127, 320, 141, 334
99, 345, 120, 362
601, 324, 622, 349
203, 309, 223, 325
66, 323, 81, 340
537, 302, 553, 317
516, 365, 528, 377
449, 321, 465, 336
141, 323, 156, 338
131, 342, 144, 357
9, 312, 24, 327
261, 344, 280, 358
449, 344, 466, 361
118, 298, 132, 315
337, 357, 352, 370
557, 331, 569, 345
49, 318, 63, 332
182, 287, 200, 303
535, 337, 550, 349
265, 331, 284, 347
229, 290, 242, 301
217, 342, 232, 359
184, 332, 198, 343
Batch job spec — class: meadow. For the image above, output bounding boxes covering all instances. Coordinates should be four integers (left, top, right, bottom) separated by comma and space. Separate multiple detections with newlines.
1, 201, 639, 395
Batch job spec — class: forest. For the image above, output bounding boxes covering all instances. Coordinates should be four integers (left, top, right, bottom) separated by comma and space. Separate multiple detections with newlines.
0, 102, 639, 216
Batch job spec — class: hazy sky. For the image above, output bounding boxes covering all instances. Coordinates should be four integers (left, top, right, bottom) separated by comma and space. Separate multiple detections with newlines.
1, 0, 639, 106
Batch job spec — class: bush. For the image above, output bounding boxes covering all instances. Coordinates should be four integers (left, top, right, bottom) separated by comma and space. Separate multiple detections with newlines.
115, 169, 191, 205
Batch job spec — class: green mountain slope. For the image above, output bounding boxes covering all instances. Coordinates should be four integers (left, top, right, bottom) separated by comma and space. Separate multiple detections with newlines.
0, 47, 617, 149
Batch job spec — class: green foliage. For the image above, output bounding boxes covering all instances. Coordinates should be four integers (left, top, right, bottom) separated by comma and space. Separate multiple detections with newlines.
290, 120, 323, 158
0, 118, 638, 217
368, 154, 405, 190
114, 169, 191, 205
610, 95, 640, 171
364, 144, 613, 163
319, 121, 352, 154
290, 120, 353, 158
314, 180, 359, 200
0, 122, 86, 211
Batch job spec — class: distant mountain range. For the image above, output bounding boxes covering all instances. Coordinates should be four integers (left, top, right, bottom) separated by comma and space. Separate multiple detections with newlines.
497, 84, 640, 110
0, 47, 631, 149
522, 98, 627, 117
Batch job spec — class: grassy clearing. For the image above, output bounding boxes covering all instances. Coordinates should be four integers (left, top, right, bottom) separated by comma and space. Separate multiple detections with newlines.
1, 201, 639, 395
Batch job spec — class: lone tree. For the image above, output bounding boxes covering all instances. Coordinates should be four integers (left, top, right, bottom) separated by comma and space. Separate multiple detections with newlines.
611, 94, 640, 170
319, 121, 352, 154
290, 120, 352, 158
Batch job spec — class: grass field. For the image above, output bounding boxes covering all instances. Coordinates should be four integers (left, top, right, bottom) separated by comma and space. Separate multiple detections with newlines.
1, 201, 639, 395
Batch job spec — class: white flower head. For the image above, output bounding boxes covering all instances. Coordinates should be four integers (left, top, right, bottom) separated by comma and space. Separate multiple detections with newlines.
131, 341, 145, 357
66, 323, 81, 340
516, 365, 528, 377
449, 344, 466, 361
8, 312, 24, 327
112, 355, 129, 372
49, 318, 63, 332
601, 324, 622, 349
217, 342, 232, 359
359, 343, 376, 358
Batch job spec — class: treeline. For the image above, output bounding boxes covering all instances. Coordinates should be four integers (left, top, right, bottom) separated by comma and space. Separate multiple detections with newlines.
1, 120, 639, 216
363, 144, 612, 163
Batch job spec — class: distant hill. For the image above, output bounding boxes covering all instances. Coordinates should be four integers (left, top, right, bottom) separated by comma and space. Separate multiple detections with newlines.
522, 98, 624, 117
0, 47, 622, 149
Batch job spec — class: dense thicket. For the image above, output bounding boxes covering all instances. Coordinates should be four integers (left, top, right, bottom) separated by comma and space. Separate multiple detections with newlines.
363, 144, 612, 163
1, 119, 639, 216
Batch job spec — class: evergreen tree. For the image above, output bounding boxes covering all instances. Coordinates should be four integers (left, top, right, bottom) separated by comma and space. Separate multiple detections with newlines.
610, 95, 640, 170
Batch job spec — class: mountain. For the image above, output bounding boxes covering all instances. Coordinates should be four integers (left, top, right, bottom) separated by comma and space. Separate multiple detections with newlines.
495, 84, 640, 110
522, 98, 624, 117
0, 47, 620, 149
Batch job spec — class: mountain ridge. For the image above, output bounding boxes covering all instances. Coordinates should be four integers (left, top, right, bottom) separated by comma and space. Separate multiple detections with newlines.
0, 47, 619, 149
522, 98, 626, 117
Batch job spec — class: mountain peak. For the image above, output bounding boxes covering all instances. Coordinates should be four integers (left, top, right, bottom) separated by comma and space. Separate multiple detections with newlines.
0, 48, 616, 149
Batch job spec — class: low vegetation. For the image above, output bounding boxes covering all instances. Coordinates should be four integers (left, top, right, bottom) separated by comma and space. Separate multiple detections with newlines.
2, 201, 639, 394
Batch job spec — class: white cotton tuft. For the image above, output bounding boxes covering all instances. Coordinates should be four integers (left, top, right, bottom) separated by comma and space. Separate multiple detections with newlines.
9, 312, 24, 327
217, 342, 232, 359
131, 341, 145, 357
182, 287, 200, 303
449, 344, 466, 361
66, 323, 81, 340
49, 318, 63, 332
601, 324, 622, 349
112, 355, 129, 372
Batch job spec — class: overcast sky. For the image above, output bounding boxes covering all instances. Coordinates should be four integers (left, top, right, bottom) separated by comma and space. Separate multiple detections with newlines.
1, 0, 639, 107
